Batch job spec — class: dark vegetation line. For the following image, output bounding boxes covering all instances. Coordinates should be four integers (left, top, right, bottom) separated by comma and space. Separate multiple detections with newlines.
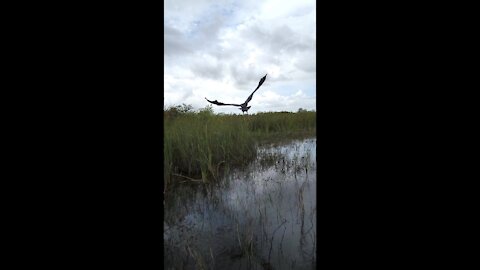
164, 104, 316, 191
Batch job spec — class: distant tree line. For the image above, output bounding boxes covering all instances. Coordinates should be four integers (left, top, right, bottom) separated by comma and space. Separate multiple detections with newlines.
164, 104, 315, 119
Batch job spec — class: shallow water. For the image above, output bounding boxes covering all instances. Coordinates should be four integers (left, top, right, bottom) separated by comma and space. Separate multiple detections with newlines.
164, 138, 316, 269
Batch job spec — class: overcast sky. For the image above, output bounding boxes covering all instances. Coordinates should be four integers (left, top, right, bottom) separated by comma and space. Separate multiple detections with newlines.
164, 0, 316, 114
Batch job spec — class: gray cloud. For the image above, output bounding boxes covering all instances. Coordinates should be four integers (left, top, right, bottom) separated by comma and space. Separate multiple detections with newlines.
190, 58, 225, 80
294, 50, 316, 73
164, 25, 193, 57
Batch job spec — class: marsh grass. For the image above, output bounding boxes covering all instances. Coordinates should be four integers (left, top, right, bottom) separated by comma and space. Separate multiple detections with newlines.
164, 105, 316, 190
164, 138, 317, 269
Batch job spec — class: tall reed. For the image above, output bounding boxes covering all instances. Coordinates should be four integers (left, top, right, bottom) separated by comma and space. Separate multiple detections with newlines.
164, 105, 316, 189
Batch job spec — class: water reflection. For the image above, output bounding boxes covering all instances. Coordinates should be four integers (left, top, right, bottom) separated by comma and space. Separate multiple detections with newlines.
164, 138, 316, 269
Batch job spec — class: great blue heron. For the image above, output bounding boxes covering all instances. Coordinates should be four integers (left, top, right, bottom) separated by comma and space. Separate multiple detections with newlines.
205, 74, 267, 114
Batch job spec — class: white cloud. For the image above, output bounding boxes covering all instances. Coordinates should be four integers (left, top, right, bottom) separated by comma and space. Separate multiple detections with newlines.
164, 0, 316, 114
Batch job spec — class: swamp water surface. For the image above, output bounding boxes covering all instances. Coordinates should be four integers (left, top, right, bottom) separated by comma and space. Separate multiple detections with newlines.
164, 138, 316, 269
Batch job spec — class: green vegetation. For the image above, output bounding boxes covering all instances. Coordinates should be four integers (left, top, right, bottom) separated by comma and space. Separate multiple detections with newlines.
164, 104, 316, 190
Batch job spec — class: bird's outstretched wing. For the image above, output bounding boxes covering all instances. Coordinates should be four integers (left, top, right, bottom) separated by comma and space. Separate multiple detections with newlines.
244, 74, 267, 104
205, 98, 241, 107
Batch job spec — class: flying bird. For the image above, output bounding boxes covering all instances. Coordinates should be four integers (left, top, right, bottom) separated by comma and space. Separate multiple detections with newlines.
205, 74, 267, 114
